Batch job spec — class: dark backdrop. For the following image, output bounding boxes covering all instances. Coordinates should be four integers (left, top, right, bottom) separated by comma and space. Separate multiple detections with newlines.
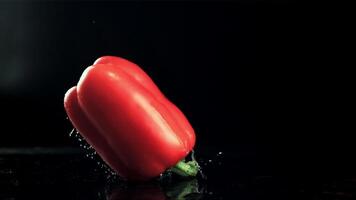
0, 2, 256, 152
0, 1, 352, 174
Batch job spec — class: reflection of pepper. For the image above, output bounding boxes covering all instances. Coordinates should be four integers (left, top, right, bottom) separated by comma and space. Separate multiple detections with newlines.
64, 56, 199, 181
108, 179, 202, 200
108, 184, 166, 200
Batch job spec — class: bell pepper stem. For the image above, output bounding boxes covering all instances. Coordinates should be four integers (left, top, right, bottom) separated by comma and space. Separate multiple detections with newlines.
171, 160, 200, 177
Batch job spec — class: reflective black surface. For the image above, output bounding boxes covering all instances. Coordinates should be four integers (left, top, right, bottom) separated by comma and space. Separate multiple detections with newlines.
1, 148, 356, 199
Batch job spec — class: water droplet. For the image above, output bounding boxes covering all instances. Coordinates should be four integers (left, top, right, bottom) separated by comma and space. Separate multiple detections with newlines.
69, 128, 75, 137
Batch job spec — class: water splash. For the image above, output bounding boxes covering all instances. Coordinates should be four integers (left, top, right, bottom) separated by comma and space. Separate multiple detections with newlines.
68, 128, 118, 182
68, 128, 225, 186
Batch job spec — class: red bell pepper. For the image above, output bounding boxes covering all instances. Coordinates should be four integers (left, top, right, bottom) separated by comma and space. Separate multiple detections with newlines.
64, 56, 199, 181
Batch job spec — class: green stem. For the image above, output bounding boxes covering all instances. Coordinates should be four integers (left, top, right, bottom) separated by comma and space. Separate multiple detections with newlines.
171, 160, 200, 177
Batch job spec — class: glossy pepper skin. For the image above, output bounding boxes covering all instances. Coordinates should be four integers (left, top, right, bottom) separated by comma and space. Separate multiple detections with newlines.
64, 56, 196, 181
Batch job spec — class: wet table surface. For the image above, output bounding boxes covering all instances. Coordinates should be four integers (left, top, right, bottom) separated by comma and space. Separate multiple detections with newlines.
1, 147, 356, 200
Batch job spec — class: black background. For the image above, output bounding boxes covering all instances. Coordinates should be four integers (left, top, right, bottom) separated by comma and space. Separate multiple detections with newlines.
0, 1, 353, 175
0, 1, 256, 150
